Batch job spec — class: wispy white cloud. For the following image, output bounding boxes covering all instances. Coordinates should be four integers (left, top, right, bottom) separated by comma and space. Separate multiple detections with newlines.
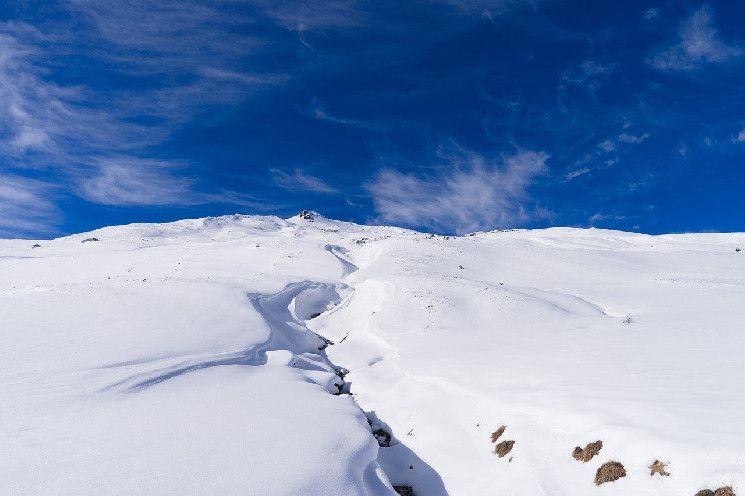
588, 212, 626, 226
733, 129, 745, 143
367, 144, 549, 233
558, 59, 617, 101
565, 167, 591, 181
568, 130, 649, 177
561, 59, 614, 88
76, 158, 195, 206
678, 142, 689, 157
598, 140, 616, 153
649, 5, 741, 71
309, 98, 420, 132
433, 0, 533, 17
251, 0, 530, 35
0, 174, 59, 237
310, 98, 374, 128
0, 2, 290, 236
617, 132, 650, 144
0, 23, 165, 162
249, 0, 364, 31
66, 0, 262, 69
271, 168, 338, 194
643, 8, 661, 21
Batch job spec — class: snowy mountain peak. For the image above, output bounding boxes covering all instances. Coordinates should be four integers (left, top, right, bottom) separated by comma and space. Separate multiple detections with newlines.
297, 209, 320, 221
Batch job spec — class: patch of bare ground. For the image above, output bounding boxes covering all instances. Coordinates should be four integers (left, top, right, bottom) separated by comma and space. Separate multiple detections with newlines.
594, 461, 626, 485
695, 487, 736, 496
572, 440, 603, 462
494, 440, 515, 458
649, 460, 670, 477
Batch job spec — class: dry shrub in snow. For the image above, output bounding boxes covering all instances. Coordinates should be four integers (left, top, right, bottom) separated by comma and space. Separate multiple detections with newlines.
494, 440, 515, 458
572, 440, 603, 462
490, 425, 506, 443
695, 487, 736, 496
594, 461, 626, 485
649, 460, 670, 476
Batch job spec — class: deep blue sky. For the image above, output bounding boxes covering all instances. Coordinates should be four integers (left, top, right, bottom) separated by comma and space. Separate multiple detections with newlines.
1, 0, 744, 237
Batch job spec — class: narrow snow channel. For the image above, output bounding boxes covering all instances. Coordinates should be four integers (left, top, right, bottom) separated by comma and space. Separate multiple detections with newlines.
248, 245, 448, 496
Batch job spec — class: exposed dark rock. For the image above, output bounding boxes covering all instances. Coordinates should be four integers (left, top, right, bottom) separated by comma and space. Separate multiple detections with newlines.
393, 485, 415, 496
81, 237, 99, 243
316, 334, 334, 350
373, 428, 391, 447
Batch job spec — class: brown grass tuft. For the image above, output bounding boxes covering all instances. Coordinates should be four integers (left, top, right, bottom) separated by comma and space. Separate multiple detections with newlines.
649, 460, 670, 477
491, 425, 506, 443
494, 440, 515, 458
594, 461, 626, 485
696, 486, 737, 496
714, 487, 736, 496
572, 440, 603, 462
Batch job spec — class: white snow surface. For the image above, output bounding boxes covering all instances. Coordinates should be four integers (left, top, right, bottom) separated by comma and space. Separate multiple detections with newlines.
1, 214, 744, 495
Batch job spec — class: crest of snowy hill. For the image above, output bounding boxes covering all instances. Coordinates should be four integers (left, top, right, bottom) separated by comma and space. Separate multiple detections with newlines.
1, 213, 744, 496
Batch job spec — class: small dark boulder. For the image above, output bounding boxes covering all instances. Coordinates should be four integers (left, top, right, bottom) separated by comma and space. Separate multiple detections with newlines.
393, 486, 415, 496
373, 428, 391, 447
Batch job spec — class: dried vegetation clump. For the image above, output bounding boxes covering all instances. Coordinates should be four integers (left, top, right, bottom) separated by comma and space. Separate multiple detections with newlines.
572, 440, 603, 462
649, 460, 670, 477
695, 487, 736, 496
594, 461, 626, 485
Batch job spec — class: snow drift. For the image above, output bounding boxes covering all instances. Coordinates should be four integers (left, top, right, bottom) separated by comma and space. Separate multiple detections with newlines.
1, 214, 743, 495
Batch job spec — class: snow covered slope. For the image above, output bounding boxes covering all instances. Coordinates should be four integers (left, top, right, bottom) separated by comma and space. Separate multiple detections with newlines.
2, 214, 744, 495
